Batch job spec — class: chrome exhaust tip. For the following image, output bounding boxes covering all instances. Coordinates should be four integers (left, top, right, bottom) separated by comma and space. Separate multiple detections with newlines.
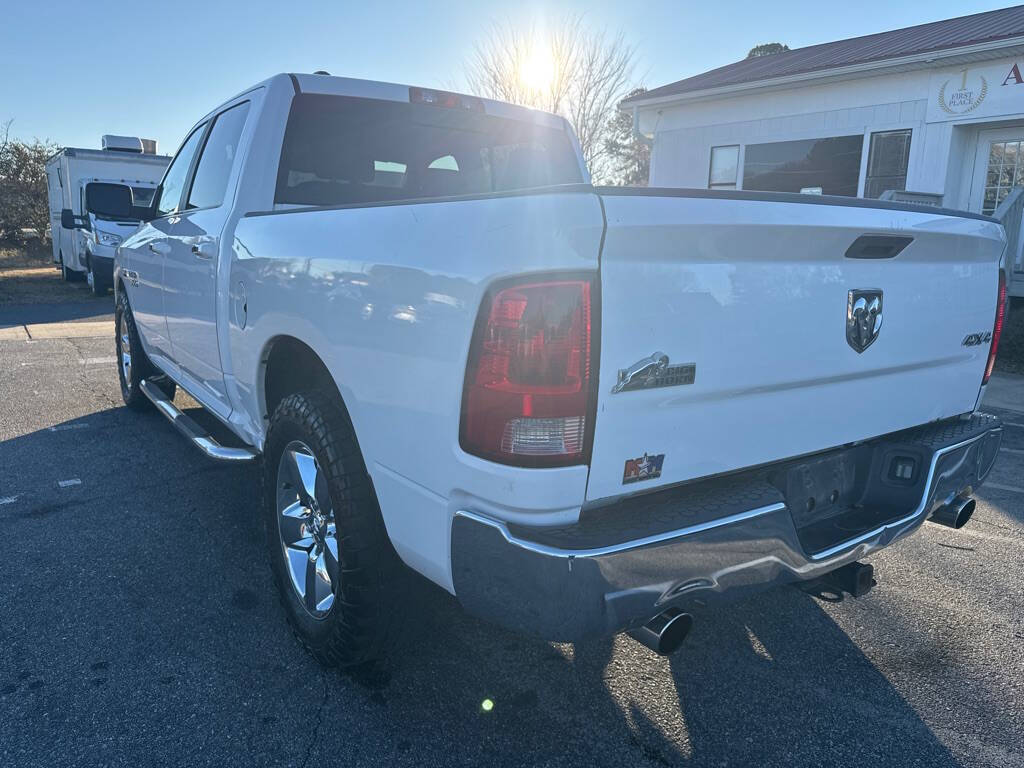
627, 607, 693, 656
930, 495, 977, 529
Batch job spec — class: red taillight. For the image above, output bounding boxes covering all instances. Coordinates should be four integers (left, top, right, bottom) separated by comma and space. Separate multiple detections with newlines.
983, 270, 1007, 385
461, 278, 594, 466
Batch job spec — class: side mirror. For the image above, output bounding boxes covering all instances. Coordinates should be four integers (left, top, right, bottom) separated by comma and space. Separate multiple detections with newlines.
61, 208, 90, 230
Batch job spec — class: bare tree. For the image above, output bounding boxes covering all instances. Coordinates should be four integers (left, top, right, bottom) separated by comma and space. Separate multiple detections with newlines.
0, 118, 12, 162
465, 16, 639, 182
0, 119, 58, 242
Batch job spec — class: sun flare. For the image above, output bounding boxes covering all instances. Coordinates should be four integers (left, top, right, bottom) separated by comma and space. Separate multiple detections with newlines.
520, 39, 556, 93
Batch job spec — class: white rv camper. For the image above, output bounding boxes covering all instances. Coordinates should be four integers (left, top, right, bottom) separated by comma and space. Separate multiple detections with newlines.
45, 136, 170, 294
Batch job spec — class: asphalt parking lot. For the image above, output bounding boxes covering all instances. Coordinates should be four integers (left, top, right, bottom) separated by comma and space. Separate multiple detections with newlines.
1, 284, 1023, 767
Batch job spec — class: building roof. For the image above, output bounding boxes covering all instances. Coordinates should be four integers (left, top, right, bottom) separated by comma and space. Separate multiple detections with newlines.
623, 5, 1024, 105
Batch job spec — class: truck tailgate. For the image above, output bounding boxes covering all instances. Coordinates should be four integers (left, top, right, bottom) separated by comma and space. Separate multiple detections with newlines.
586, 191, 1005, 503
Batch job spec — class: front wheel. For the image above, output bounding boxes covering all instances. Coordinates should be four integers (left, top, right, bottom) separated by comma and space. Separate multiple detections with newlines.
87, 256, 108, 296
263, 391, 399, 667
115, 290, 154, 410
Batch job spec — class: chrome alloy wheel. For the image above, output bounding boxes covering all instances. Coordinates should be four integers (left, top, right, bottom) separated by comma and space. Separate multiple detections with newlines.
276, 441, 339, 618
118, 311, 132, 388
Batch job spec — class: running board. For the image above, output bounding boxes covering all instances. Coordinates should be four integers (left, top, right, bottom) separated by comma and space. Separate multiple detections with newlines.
139, 379, 258, 462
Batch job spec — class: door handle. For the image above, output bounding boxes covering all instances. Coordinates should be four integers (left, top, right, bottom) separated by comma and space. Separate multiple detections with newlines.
148, 241, 171, 256
191, 241, 216, 260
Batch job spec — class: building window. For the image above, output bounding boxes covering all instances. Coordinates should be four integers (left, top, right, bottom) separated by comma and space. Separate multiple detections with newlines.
708, 145, 739, 189
981, 140, 1024, 215
742, 135, 863, 197
864, 130, 912, 199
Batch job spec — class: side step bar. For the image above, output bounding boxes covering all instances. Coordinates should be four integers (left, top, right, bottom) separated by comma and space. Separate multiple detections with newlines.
139, 379, 258, 463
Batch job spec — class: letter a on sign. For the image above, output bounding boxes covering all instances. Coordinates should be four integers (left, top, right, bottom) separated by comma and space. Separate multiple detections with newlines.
1003, 63, 1024, 86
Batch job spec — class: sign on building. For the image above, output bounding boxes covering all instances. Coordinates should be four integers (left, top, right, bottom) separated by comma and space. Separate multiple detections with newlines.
928, 58, 1024, 122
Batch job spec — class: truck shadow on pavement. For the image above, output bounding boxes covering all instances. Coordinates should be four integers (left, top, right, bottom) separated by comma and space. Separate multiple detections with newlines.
0, 406, 982, 767
0, 299, 114, 327
392, 578, 966, 768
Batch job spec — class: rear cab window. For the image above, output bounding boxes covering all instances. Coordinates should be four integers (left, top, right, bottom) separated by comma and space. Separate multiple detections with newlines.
274, 93, 582, 208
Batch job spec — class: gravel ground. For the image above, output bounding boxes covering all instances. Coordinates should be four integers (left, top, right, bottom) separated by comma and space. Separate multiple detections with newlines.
0, 313, 1022, 767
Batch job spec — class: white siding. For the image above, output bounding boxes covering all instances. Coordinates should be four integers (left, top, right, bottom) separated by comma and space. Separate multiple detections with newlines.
637, 58, 1024, 219
649, 99, 927, 189
639, 68, 940, 193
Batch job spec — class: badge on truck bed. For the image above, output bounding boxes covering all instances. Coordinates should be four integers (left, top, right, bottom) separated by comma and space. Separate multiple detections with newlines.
623, 453, 665, 484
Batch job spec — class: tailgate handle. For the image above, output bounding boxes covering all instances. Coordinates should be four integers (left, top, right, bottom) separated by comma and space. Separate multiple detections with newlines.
845, 235, 912, 259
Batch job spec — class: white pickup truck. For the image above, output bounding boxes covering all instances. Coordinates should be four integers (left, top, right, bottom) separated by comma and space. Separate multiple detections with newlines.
115, 73, 1008, 665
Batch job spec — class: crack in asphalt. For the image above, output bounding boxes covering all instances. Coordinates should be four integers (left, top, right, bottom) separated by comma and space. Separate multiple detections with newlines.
67, 337, 122, 411
300, 673, 330, 768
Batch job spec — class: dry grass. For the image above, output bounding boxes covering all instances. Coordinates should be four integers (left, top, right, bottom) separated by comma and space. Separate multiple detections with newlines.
0, 241, 96, 305
0, 240, 51, 269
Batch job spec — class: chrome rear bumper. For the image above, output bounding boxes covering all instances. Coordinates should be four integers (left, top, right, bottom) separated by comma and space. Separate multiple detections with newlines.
451, 414, 1002, 642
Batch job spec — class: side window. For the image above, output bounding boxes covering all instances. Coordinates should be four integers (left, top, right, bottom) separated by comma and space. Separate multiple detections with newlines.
131, 186, 156, 207
428, 155, 459, 171
186, 102, 251, 210
155, 125, 207, 217
864, 129, 912, 199
708, 145, 739, 190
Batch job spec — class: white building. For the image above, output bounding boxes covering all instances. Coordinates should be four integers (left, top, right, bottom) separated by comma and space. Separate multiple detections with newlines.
624, 6, 1024, 296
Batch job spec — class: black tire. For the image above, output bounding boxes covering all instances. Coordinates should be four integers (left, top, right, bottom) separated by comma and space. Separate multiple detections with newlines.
87, 256, 108, 296
263, 391, 399, 667
60, 251, 78, 282
115, 289, 155, 410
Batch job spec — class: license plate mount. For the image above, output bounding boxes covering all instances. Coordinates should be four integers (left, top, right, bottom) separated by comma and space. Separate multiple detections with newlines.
781, 451, 859, 528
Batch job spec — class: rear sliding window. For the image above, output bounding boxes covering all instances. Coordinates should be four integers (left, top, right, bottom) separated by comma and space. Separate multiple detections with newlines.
274, 93, 582, 207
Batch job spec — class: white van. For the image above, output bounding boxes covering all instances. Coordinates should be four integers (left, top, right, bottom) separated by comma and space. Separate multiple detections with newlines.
45, 136, 170, 294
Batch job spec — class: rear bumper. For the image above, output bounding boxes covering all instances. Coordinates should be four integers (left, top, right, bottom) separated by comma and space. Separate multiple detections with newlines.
451, 414, 1002, 642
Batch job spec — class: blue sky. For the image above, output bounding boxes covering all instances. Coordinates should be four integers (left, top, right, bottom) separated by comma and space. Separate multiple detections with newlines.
1, 0, 1016, 151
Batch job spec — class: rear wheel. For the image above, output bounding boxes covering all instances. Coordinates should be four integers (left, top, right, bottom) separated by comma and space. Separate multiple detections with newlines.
263, 391, 398, 667
59, 251, 81, 282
